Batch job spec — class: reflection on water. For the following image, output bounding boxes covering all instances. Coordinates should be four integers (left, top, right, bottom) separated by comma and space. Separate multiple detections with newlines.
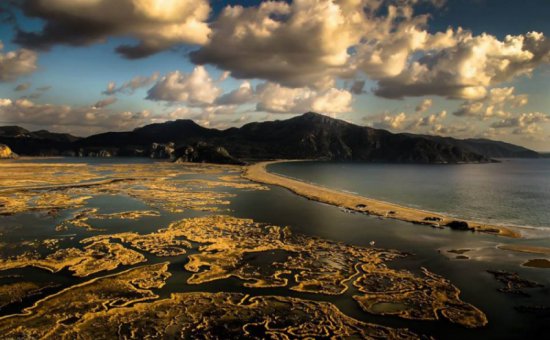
269, 159, 550, 229
0, 159, 548, 339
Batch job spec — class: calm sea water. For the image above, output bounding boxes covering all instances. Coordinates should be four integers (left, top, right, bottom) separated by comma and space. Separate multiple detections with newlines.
269, 159, 550, 231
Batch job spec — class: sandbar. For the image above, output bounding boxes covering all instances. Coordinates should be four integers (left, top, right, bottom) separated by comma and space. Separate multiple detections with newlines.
244, 160, 521, 238
523, 259, 550, 268
497, 244, 550, 255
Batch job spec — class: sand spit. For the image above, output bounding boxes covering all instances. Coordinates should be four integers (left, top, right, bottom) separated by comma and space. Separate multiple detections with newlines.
497, 244, 550, 255
522, 259, 550, 268
244, 160, 521, 238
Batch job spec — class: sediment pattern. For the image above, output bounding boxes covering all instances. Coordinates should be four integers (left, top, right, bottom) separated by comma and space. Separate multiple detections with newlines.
0, 162, 490, 337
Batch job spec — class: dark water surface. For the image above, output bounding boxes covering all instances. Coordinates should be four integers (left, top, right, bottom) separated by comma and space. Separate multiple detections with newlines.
1, 158, 549, 339
269, 159, 550, 231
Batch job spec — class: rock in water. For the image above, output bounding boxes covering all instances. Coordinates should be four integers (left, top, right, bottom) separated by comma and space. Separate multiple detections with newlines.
173, 141, 245, 165
446, 220, 471, 231
150, 142, 175, 159
0, 144, 17, 159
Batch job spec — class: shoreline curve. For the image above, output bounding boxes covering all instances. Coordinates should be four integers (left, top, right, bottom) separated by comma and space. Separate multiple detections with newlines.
243, 160, 521, 239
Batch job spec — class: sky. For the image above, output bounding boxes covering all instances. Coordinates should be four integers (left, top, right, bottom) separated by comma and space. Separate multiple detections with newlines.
0, 0, 549, 151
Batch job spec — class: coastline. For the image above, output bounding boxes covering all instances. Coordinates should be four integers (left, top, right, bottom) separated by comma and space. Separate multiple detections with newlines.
243, 160, 522, 238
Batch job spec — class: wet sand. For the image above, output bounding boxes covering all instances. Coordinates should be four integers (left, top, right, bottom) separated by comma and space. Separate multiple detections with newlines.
498, 244, 550, 255
244, 160, 521, 238
522, 259, 550, 268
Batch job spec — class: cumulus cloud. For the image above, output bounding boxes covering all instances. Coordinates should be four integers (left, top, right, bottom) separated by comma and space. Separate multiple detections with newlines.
14, 82, 31, 92
372, 30, 550, 99
190, 0, 550, 101
92, 96, 117, 109
255, 82, 353, 114
215, 81, 254, 105
145, 66, 353, 115
453, 87, 528, 119
146, 66, 221, 106
369, 109, 457, 135
0, 41, 38, 81
415, 98, 433, 113
12, 0, 211, 59
406, 110, 451, 134
490, 112, 550, 135
190, 0, 370, 89
409, 110, 446, 127
103, 72, 159, 95
371, 112, 408, 130
0, 97, 154, 135
214, 80, 354, 115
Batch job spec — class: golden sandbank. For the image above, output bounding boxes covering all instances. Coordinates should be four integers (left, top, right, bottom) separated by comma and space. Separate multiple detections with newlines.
497, 244, 550, 255
244, 160, 521, 238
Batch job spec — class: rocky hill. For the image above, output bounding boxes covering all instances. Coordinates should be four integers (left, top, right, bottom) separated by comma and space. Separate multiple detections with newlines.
0, 112, 540, 163
0, 126, 80, 156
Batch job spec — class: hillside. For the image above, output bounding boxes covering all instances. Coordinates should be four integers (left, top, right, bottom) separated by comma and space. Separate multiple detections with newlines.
0, 112, 540, 163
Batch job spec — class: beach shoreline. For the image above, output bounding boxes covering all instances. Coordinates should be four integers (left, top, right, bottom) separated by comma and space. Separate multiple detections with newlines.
243, 160, 522, 238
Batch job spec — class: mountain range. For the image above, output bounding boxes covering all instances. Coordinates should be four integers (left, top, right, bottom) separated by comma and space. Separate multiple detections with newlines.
0, 112, 539, 163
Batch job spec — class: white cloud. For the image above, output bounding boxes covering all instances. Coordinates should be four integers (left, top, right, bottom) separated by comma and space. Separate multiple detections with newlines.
146, 66, 221, 106
146, 67, 353, 115
369, 109, 462, 136
190, 0, 371, 89
373, 30, 550, 99
0, 41, 38, 81
372, 112, 408, 130
409, 110, 447, 127
453, 87, 528, 119
415, 98, 433, 113
215, 81, 254, 105
490, 112, 550, 135
255, 82, 352, 114
190, 1, 550, 102
14, 0, 211, 58
0, 97, 156, 135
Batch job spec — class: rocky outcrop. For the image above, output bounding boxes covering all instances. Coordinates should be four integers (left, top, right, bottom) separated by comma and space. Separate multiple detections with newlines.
0, 144, 17, 159
446, 220, 471, 231
174, 142, 244, 165
150, 142, 175, 159
86, 150, 113, 157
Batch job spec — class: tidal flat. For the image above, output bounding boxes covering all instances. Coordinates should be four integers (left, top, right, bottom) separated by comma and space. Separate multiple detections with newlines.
0, 159, 548, 339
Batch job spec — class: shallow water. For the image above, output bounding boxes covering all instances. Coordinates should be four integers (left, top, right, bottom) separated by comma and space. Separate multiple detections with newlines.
269, 159, 550, 230
1, 158, 549, 339
230, 185, 550, 339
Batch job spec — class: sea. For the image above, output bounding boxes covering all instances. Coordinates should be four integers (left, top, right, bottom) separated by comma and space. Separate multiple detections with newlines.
269, 159, 550, 232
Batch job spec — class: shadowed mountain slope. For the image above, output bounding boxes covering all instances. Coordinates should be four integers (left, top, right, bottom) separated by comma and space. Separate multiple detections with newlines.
0, 112, 539, 163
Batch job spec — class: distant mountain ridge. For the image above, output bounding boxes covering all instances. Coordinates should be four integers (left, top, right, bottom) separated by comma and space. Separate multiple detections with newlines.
0, 112, 539, 163
0, 126, 81, 156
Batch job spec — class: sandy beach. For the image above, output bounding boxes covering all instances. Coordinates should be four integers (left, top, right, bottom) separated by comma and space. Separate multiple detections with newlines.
498, 244, 550, 255
244, 160, 521, 238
